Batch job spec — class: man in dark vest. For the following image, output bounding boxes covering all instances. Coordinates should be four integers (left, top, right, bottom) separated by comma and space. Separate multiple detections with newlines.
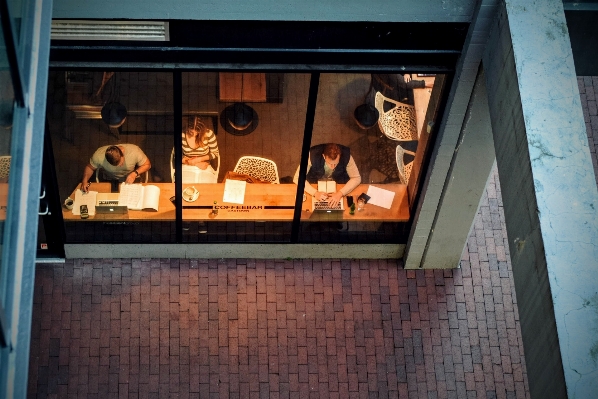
293, 143, 361, 207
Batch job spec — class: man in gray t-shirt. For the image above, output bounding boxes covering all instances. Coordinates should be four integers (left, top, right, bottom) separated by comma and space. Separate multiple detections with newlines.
80, 144, 151, 192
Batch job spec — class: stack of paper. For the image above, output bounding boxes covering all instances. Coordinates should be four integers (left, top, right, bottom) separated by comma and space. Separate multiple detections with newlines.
72, 190, 97, 215
223, 179, 247, 204
366, 185, 395, 209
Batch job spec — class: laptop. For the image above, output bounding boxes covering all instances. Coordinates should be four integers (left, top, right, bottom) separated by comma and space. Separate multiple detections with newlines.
311, 196, 345, 212
95, 193, 129, 215
312, 179, 345, 212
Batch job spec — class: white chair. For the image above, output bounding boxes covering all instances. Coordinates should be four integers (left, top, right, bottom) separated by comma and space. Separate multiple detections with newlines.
0, 156, 11, 180
396, 144, 416, 185
233, 156, 279, 184
375, 91, 418, 141
95, 167, 148, 183
170, 148, 219, 183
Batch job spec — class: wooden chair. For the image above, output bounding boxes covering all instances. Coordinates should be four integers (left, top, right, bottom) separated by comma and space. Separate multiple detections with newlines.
95, 167, 148, 183
233, 156, 279, 184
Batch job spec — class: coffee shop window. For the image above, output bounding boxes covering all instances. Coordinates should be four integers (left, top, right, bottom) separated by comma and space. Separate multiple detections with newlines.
47, 70, 443, 245
47, 70, 176, 243
179, 72, 308, 243
296, 73, 442, 244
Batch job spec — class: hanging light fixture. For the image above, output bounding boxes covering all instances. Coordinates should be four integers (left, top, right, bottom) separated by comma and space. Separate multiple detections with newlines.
353, 74, 379, 129
98, 72, 127, 129
101, 101, 127, 128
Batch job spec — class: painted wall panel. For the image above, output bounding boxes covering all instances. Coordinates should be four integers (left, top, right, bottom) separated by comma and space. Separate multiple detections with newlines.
52, 0, 476, 22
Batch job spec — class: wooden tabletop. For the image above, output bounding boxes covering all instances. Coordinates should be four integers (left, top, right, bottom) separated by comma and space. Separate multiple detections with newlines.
63, 182, 409, 222
413, 76, 435, 138
0, 183, 7, 220
219, 73, 267, 102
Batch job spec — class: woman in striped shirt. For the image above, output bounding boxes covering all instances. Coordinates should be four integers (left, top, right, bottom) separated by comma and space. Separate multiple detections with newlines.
182, 117, 219, 171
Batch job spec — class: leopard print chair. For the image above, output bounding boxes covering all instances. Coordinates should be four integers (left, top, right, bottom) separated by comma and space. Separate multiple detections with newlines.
396, 144, 416, 185
375, 91, 418, 141
0, 156, 10, 181
233, 156, 280, 184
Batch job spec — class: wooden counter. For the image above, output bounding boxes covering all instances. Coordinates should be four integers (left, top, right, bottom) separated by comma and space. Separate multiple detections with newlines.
63, 182, 409, 222
301, 184, 409, 222
0, 183, 7, 220
413, 76, 435, 138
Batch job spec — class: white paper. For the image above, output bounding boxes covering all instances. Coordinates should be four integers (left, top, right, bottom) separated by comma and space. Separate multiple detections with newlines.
119, 183, 143, 209
223, 179, 246, 204
366, 185, 395, 209
72, 190, 97, 215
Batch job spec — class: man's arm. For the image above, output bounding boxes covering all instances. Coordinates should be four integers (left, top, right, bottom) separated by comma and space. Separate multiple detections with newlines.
293, 164, 316, 197
340, 156, 361, 196
293, 159, 328, 201
81, 163, 96, 193
125, 157, 151, 184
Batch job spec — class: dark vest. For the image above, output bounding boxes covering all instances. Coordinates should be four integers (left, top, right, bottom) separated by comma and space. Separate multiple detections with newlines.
306, 144, 351, 184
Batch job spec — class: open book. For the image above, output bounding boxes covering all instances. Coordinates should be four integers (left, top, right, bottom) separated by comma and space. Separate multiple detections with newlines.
118, 183, 161, 211
317, 179, 337, 194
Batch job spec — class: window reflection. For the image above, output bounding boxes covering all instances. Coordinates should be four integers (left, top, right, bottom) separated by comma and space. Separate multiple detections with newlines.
0, 27, 16, 268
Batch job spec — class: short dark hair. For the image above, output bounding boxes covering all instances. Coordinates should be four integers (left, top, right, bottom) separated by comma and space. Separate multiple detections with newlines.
322, 143, 341, 160
105, 145, 123, 166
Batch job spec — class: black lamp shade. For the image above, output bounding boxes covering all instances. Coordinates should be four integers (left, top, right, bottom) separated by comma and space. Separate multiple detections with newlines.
101, 102, 127, 128
220, 103, 259, 136
354, 104, 379, 129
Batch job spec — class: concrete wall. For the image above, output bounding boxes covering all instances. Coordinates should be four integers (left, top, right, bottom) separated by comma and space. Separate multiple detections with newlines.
484, 1, 598, 397
52, 0, 476, 22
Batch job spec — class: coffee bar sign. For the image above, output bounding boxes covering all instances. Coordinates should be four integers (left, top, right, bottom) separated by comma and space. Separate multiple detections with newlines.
217, 205, 264, 213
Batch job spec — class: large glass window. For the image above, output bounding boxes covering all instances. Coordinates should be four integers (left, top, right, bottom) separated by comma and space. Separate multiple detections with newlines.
180, 72, 308, 242
298, 73, 440, 243
47, 69, 444, 245
48, 70, 175, 243
0, 22, 15, 271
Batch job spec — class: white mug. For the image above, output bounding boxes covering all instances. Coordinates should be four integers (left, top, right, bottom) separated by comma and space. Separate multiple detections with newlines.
64, 197, 74, 210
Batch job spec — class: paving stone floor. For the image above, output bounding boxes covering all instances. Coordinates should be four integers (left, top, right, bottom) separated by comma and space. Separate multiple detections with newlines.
27, 167, 530, 399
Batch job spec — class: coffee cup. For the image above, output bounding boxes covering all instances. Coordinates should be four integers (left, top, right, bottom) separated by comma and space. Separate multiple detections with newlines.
64, 197, 74, 210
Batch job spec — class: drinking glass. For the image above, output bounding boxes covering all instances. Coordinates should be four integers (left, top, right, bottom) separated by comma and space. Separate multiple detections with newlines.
357, 198, 366, 211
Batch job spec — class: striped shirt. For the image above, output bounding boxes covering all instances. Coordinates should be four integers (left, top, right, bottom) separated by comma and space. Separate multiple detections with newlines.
182, 129, 219, 160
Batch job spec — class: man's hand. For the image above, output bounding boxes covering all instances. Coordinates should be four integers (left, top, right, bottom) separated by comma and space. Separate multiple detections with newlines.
125, 172, 137, 184
80, 181, 90, 193
327, 191, 344, 207
314, 191, 328, 201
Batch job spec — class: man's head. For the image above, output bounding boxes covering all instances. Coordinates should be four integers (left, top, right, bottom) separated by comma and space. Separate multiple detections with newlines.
105, 145, 124, 166
322, 143, 341, 169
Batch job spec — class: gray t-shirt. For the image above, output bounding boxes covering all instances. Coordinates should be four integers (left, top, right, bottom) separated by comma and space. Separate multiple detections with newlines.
90, 144, 148, 181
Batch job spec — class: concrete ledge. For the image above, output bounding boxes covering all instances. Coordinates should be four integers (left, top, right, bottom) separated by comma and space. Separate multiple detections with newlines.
65, 244, 405, 259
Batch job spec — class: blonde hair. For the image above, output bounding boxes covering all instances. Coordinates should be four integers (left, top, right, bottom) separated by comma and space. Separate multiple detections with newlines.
184, 116, 208, 143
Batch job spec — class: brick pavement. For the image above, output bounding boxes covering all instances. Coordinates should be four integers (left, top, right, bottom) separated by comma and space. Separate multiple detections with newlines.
28, 167, 530, 399
579, 76, 598, 185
